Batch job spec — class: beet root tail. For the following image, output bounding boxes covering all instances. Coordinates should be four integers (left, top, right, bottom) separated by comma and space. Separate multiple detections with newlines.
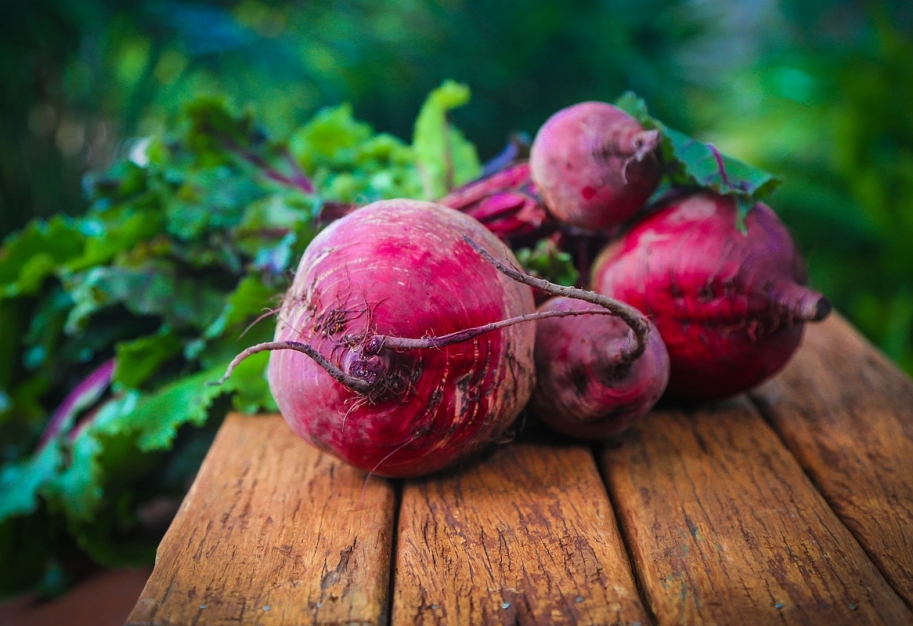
774, 282, 832, 322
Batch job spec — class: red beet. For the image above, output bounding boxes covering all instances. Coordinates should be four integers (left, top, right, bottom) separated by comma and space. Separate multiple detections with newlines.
530, 297, 669, 439
592, 192, 831, 401
238, 200, 538, 477
530, 101, 662, 231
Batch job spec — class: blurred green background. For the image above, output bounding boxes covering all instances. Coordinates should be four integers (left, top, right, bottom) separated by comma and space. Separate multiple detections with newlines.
2, 0, 912, 373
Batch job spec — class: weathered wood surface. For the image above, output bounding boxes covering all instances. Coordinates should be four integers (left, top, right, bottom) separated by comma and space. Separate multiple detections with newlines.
126, 413, 397, 626
393, 443, 649, 625
600, 398, 912, 625
128, 315, 913, 625
752, 315, 913, 607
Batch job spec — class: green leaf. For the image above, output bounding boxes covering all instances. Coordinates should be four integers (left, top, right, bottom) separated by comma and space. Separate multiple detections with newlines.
64, 262, 227, 333
0, 217, 86, 300
412, 80, 481, 198
225, 351, 276, 415
514, 239, 579, 287
164, 167, 265, 241
291, 103, 374, 171
114, 327, 184, 390
127, 364, 235, 452
0, 440, 64, 522
43, 394, 144, 522
184, 97, 259, 167
231, 192, 316, 270
65, 210, 165, 275
45, 363, 231, 523
203, 273, 278, 342
616, 91, 783, 228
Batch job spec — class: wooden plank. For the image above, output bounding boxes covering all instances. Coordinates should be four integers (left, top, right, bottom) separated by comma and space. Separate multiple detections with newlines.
392, 442, 649, 625
126, 413, 396, 626
600, 399, 913, 625
752, 315, 913, 607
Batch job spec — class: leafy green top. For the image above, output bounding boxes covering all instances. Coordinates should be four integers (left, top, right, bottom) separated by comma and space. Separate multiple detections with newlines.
0, 81, 479, 596
615, 92, 782, 229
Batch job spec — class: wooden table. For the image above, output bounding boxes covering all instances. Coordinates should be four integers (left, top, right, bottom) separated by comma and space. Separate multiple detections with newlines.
126, 315, 913, 625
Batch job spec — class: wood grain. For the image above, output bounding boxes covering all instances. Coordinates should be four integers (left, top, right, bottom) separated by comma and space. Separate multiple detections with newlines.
126, 413, 396, 626
600, 399, 913, 625
752, 314, 913, 607
393, 442, 649, 626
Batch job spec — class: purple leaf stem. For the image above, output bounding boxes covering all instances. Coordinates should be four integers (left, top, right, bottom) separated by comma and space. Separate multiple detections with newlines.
37, 358, 115, 450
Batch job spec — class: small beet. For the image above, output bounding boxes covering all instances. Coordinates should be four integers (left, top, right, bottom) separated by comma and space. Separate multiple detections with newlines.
530, 101, 662, 231
530, 297, 669, 440
592, 191, 831, 401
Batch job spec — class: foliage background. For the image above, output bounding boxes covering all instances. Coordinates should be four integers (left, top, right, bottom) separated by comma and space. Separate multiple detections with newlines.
2, 1, 912, 368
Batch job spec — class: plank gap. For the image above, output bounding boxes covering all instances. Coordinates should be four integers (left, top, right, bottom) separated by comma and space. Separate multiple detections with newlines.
383, 479, 404, 626
595, 439, 660, 626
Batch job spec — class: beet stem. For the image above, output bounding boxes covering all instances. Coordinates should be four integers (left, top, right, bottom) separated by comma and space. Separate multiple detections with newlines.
370, 308, 615, 352
211, 340, 374, 393
462, 236, 651, 361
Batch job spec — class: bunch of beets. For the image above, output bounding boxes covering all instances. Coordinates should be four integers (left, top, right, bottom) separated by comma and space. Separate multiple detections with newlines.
222, 101, 831, 478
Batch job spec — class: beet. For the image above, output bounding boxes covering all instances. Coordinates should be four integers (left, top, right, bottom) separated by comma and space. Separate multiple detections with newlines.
239, 200, 538, 478
529, 101, 662, 231
592, 191, 831, 401
530, 297, 669, 439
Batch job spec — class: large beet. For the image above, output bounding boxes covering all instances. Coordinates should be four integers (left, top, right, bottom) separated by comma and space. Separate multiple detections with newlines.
265, 200, 537, 477
592, 192, 830, 401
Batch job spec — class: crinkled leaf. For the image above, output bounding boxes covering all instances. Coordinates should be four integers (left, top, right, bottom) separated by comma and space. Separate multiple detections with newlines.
0, 217, 86, 300
0, 440, 64, 521
412, 80, 481, 198
127, 364, 236, 452
184, 97, 260, 167
64, 210, 165, 275
291, 103, 374, 170
616, 91, 782, 229
231, 192, 316, 274
84, 159, 150, 209
46, 363, 231, 523
114, 327, 184, 390
64, 262, 226, 333
165, 166, 265, 241
291, 107, 422, 202
203, 273, 278, 341
43, 394, 143, 522
225, 351, 276, 415
515, 239, 579, 287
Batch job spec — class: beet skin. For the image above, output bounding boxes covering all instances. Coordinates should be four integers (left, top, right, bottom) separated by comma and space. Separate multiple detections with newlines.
592, 192, 830, 401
